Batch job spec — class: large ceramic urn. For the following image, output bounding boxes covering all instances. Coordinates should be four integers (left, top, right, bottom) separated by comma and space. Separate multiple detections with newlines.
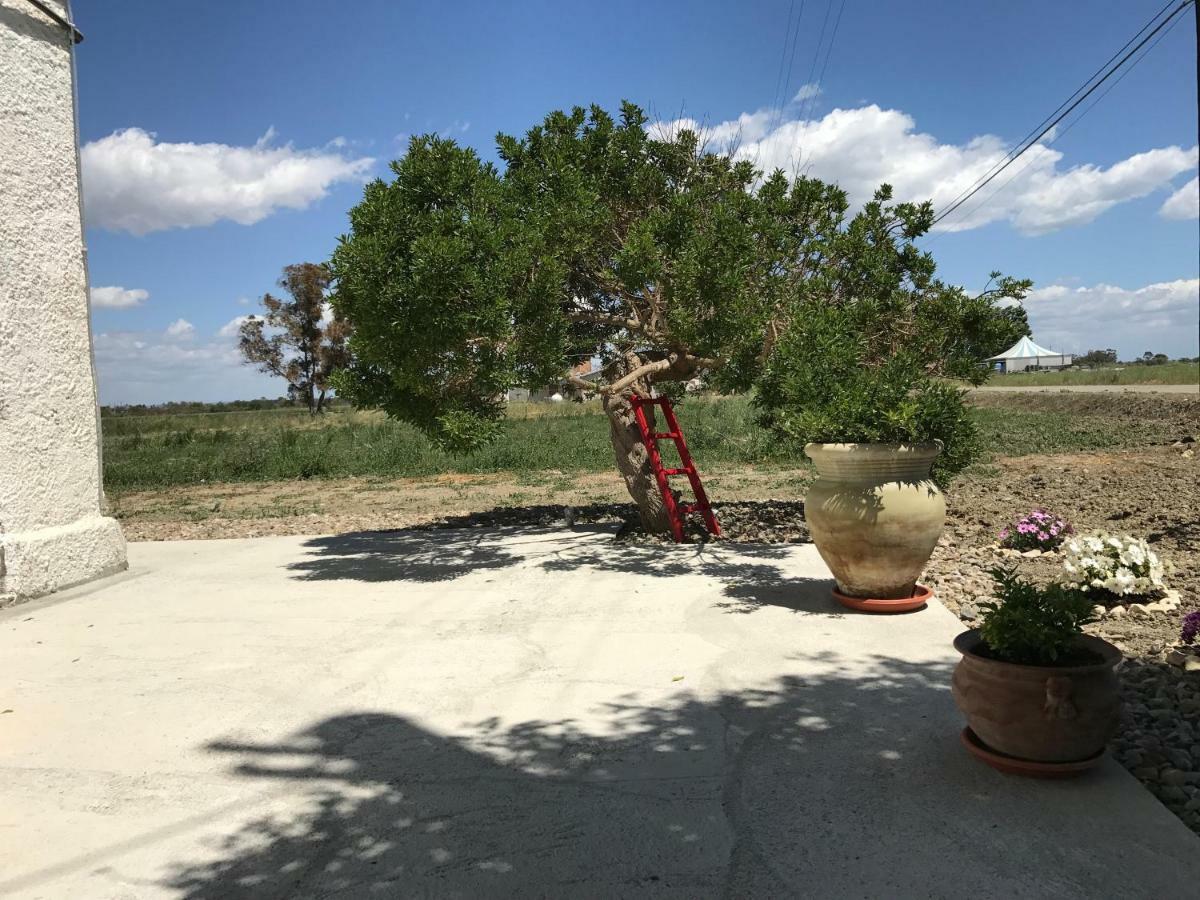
804, 442, 945, 612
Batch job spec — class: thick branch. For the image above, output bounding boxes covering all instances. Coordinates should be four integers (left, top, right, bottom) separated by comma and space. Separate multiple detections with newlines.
565, 309, 666, 341
603, 353, 721, 396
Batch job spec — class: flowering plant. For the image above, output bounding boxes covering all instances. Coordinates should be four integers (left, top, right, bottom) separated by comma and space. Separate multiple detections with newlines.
1182, 611, 1200, 646
998, 509, 1072, 552
1061, 533, 1165, 600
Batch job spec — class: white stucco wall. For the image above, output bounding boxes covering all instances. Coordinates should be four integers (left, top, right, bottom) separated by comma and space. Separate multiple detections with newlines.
0, 0, 126, 604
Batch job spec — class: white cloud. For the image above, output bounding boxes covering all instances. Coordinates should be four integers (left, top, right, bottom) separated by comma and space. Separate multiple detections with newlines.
164, 318, 195, 339
792, 83, 821, 102
217, 315, 253, 339
1022, 278, 1199, 359
94, 321, 279, 405
81, 128, 374, 235
1160, 176, 1199, 220
656, 103, 1198, 234
90, 285, 148, 309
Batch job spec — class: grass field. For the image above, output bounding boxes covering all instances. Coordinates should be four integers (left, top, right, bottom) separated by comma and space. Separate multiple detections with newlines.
101, 394, 1186, 492
988, 361, 1198, 387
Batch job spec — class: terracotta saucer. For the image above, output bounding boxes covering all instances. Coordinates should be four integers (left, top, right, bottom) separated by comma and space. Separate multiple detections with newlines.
832, 583, 932, 614
960, 727, 1104, 778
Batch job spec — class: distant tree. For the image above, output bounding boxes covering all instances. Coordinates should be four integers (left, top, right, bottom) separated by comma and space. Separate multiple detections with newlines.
1079, 348, 1118, 366
330, 102, 1029, 532
239, 263, 351, 414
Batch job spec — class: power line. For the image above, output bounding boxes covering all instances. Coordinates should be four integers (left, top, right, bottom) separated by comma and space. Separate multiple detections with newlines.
934, 0, 1179, 219
932, 0, 1195, 228
769, 1, 798, 116
932, 5, 1191, 237
799, 0, 848, 173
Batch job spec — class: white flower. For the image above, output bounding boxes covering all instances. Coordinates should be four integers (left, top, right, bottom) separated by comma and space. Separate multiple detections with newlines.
1106, 537, 1123, 549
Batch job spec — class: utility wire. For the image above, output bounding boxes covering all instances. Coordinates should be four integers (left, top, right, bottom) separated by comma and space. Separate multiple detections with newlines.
931, 5, 1191, 237
932, 0, 1195, 228
770, 1, 798, 118
799, 0, 848, 173
935, 0, 1179, 218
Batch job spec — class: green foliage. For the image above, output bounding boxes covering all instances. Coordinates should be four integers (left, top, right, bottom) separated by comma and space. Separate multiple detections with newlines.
100, 394, 1182, 491
1078, 348, 1118, 366
330, 102, 1030, 463
977, 567, 1095, 665
750, 185, 1030, 484
328, 137, 513, 451
239, 263, 350, 415
992, 360, 1198, 387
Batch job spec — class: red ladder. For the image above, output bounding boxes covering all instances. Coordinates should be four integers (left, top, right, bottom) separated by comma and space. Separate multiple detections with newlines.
628, 395, 721, 543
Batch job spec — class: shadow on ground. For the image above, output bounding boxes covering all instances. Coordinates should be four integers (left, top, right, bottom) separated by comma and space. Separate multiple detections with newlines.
286, 520, 834, 616
162, 657, 957, 897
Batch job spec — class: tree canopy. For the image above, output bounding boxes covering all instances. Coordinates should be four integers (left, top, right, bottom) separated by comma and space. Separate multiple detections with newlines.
239, 263, 351, 415
329, 101, 1030, 502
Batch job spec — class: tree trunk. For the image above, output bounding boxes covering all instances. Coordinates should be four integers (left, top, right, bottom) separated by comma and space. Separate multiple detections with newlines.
602, 392, 674, 535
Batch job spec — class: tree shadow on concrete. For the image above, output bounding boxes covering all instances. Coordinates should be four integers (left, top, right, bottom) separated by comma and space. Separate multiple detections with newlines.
286, 523, 836, 616
157, 652, 1187, 898
161, 656, 963, 897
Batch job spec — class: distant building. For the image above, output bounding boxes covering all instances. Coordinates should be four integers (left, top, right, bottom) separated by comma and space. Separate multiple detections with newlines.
988, 336, 1073, 373
507, 359, 601, 402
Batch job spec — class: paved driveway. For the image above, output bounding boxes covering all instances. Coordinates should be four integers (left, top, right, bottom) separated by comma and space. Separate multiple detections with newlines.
2, 528, 1197, 897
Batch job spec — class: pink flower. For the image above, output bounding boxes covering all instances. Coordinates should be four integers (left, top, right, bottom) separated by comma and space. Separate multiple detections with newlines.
1037, 531, 1049, 541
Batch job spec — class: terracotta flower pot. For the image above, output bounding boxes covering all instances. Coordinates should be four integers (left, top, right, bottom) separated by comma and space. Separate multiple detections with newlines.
803, 442, 945, 605
952, 629, 1122, 766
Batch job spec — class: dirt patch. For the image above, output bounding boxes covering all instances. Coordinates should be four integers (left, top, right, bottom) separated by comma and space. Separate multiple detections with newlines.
108, 465, 813, 542
968, 390, 1200, 434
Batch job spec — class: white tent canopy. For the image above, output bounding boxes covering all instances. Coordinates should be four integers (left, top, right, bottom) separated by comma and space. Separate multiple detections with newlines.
988, 336, 1072, 372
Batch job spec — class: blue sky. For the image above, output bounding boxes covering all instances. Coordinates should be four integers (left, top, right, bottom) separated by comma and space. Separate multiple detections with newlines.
76, 0, 1199, 404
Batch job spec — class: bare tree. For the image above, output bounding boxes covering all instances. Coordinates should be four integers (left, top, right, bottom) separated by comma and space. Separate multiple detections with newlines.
239, 263, 350, 414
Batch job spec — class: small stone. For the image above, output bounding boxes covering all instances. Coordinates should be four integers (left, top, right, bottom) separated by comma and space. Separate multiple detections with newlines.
1133, 765, 1159, 780
958, 602, 978, 622
1161, 768, 1189, 787
1168, 649, 1190, 667
1161, 786, 1189, 803
1092, 605, 1107, 618
1185, 658, 1200, 674
1108, 605, 1127, 619
1128, 603, 1150, 617
1167, 750, 1194, 771
1020, 549, 1042, 558
1184, 449, 1195, 460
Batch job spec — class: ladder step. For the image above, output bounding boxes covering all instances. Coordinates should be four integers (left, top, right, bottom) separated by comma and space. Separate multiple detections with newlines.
628, 393, 720, 542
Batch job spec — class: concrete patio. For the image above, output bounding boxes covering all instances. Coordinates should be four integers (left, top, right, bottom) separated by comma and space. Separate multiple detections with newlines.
2, 527, 1197, 898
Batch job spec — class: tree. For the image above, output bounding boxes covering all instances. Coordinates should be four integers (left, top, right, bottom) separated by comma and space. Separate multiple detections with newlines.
330, 103, 1028, 533
239, 263, 350, 415
1079, 348, 1118, 366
